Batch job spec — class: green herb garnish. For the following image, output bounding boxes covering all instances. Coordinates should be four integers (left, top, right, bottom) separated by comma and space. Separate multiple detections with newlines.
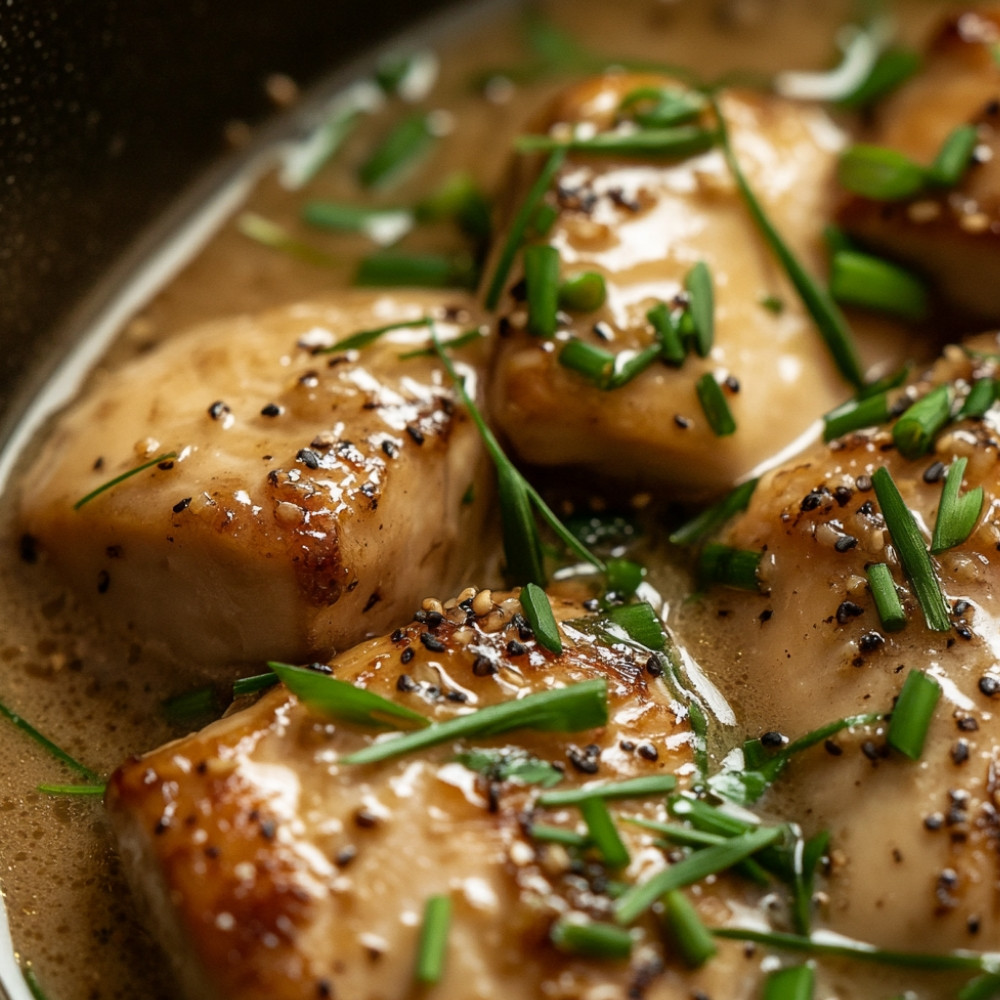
529, 824, 589, 847
957, 378, 998, 420
822, 391, 890, 442
355, 250, 477, 288
661, 889, 717, 967
892, 385, 953, 459
866, 562, 906, 632
685, 261, 714, 358
837, 144, 927, 200
551, 918, 633, 959
270, 661, 428, 729
455, 747, 563, 788
415, 894, 451, 984
73, 451, 177, 511
871, 466, 951, 631
558, 270, 607, 312
619, 86, 705, 128
762, 963, 815, 1000
580, 797, 630, 868
359, 112, 435, 188
36, 782, 106, 797
0, 698, 100, 783
697, 543, 761, 591
829, 250, 928, 322
647, 301, 686, 365
516, 125, 715, 159
233, 672, 280, 698
343, 678, 608, 766
931, 456, 984, 554
927, 123, 980, 188
695, 373, 736, 436
669, 478, 759, 547
520, 583, 563, 654
713, 97, 864, 389
887, 669, 941, 760
524, 243, 561, 337
835, 47, 921, 111
537, 775, 677, 808
237, 213, 340, 267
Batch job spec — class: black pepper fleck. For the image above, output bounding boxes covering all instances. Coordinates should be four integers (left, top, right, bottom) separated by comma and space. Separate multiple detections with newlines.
472, 655, 497, 677
951, 740, 970, 765
978, 675, 1000, 697
208, 400, 230, 420
836, 600, 864, 624
923, 461, 946, 484
261, 403, 282, 417
297, 448, 321, 469
406, 425, 425, 445
172, 497, 192, 514
419, 632, 446, 653
834, 535, 858, 553
400, 647, 415, 664
506, 639, 527, 657
637, 743, 659, 761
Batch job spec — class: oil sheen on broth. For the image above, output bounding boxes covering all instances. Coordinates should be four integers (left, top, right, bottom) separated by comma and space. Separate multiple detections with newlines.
0, 2, 953, 998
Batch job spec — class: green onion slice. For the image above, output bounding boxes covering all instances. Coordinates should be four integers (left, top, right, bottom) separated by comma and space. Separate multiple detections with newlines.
762, 963, 815, 1000
605, 557, 644, 597
602, 602, 667, 651
520, 582, 563, 654
887, 669, 941, 760
455, 748, 563, 788
713, 97, 864, 389
237, 212, 341, 267
866, 562, 906, 632
957, 378, 998, 421
871, 466, 951, 631
343, 678, 608, 766
550, 918, 633, 959
580, 797, 630, 868
836, 47, 921, 111
697, 543, 761, 592
823, 391, 890, 442
485, 149, 565, 310
928, 123, 979, 188
829, 250, 928, 323
931, 456, 984, 554
537, 775, 677, 808
660, 889, 717, 967
892, 384, 953, 459
0, 699, 100, 782
614, 825, 783, 925
529, 824, 589, 847
358, 112, 435, 189
270, 662, 429, 729
647, 301, 686, 365
837, 144, 927, 200
36, 782, 106, 797
669, 478, 758, 546
695, 373, 737, 436
355, 250, 477, 289
619, 86, 705, 128
523, 243, 561, 337
73, 451, 177, 510
559, 270, 607, 312
319, 316, 431, 354
414, 894, 452, 984
516, 125, 716, 159
233, 672, 280, 698
685, 261, 714, 358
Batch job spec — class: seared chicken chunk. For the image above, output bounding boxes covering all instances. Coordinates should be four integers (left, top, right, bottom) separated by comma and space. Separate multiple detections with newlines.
106, 590, 764, 1000
488, 74, 910, 498
20, 291, 492, 665
674, 335, 1000, 954
838, 7, 1000, 321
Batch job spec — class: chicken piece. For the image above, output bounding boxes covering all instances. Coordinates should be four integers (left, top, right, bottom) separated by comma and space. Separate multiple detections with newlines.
106, 589, 764, 1000
488, 73, 911, 499
837, 7, 1000, 322
673, 333, 1000, 955
19, 291, 492, 666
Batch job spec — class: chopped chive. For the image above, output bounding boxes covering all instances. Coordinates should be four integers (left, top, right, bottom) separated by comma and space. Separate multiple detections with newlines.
759, 293, 785, 314
414, 171, 492, 241
558, 270, 607, 312
0, 698, 100, 782
822, 391, 890, 442
836, 47, 921, 111
603, 602, 666, 651
829, 250, 928, 322
892, 384, 953, 459
302, 201, 413, 245
762, 963, 815, 1000
456, 747, 563, 788
860, 363, 911, 398
713, 97, 865, 389
237, 212, 342, 267
520, 582, 563, 654
607, 343, 662, 388
537, 775, 677, 808
837, 144, 926, 200
696, 543, 761, 591
551, 918, 633, 959
280, 104, 363, 190
358, 112, 435, 188
162, 686, 217, 724
928, 123, 979, 188
523, 243, 561, 337
661, 889, 717, 967
931, 456, 985, 554
355, 250, 477, 289
887, 669, 941, 760
558, 338, 614, 385
614, 825, 783, 925
695, 373, 736, 436
414, 894, 451, 984
516, 125, 716, 159
669, 478, 759, 547
318, 316, 431, 354
342, 678, 608, 766
529, 201, 559, 238
22, 966, 49, 1000
958, 378, 998, 420
233, 672, 279, 698
36, 782, 106, 796
497, 461, 547, 585
529, 823, 589, 847
712, 926, 1000, 974
580, 797, 630, 868
791, 830, 830, 936
668, 795, 755, 837
269, 661, 429, 729
866, 562, 906, 632
959, 974, 1000, 1000
685, 262, 714, 358
871, 466, 951, 632
624, 816, 727, 849
432, 331, 604, 581
485, 149, 565, 310
605, 557, 644, 597
647, 301, 686, 365
375, 50, 436, 100
619, 86, 705, 128
397, 327, 484, 360
73, 451, 177, 510
687, 701, 710, 782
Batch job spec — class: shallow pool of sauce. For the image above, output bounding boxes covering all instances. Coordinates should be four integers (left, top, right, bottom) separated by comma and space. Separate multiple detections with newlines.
0, 1, 946, 997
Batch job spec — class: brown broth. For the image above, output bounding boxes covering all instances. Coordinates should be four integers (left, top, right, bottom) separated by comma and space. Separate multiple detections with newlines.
0, 1, 945, 997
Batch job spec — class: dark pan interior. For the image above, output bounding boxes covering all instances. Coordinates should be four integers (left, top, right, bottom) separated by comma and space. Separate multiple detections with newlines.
0, 0, 460, 433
